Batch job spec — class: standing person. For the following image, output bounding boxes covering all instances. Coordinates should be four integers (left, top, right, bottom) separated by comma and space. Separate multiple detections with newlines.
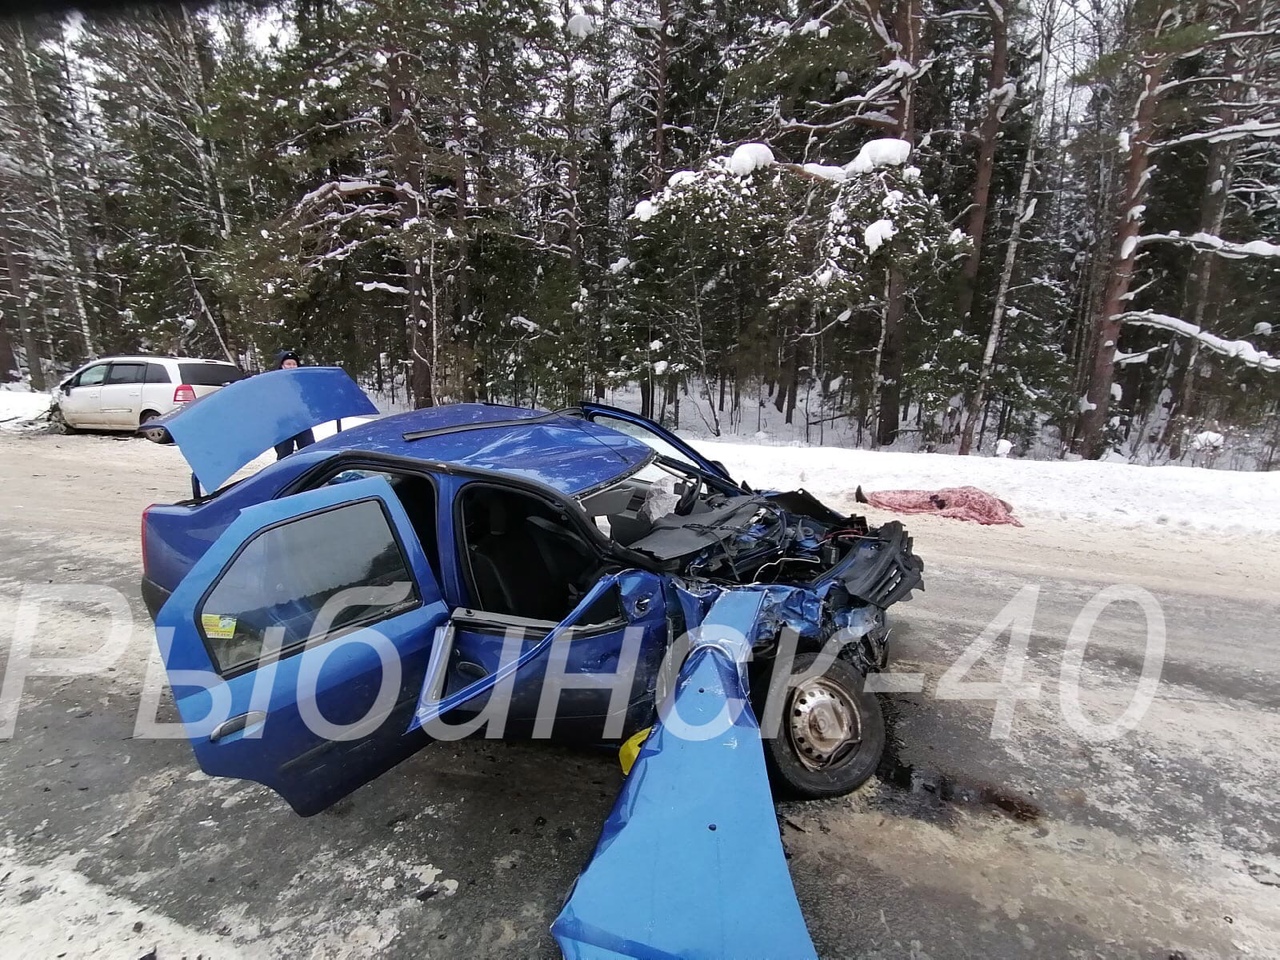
273, 349, 315, 459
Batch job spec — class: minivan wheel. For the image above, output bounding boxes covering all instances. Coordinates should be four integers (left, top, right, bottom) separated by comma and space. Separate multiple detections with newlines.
759, 652, 885, 799
139, 410, 161, 425
49, 405, 77, 434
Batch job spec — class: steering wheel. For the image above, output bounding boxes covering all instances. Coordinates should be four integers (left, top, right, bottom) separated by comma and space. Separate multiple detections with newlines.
674, 477, 702, 516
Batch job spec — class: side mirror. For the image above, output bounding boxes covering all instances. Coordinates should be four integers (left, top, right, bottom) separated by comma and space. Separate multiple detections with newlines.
61, 383, 72, 396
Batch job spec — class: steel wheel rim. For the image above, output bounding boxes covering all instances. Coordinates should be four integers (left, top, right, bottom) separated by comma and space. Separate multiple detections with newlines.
787, 676, 862, 771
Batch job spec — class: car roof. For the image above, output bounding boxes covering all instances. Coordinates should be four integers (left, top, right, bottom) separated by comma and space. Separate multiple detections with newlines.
307, 403, 654, 497
77, 355, 238, 367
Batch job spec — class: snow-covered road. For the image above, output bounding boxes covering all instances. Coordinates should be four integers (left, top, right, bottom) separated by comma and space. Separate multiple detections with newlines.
1, 430, 1278, 958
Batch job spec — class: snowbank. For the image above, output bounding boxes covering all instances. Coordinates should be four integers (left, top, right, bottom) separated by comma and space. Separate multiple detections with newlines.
0, 387, 52, 428
6, 379, 1275, 534
700, 438, 1280, 534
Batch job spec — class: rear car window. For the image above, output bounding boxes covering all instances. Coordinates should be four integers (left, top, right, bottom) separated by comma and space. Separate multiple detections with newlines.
106, 362, 146, 385
145, 363, 171, 383
320, 469, 442, 582
179, 362, 243, 386
198, 499, 421, 674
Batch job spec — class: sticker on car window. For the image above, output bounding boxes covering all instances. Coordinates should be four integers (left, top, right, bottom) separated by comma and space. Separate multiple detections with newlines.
201, 613, 237, 641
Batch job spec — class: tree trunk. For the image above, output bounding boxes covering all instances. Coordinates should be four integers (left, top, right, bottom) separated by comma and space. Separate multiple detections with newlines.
408, 250, 437, 409
1079, 56, 1164, 459
178, 248, 234, 362
15, 21, 96, 358
955, 1, 1009, 326
0, 209, 44, 389
785, 349, 800, 426
451, 102, 475, 403
560, 15, 589, 398
649, 0, 672, 191
871, 0, 921, 447
177, 8, 239, 348
0, 314, 15, 382
959, 13, 1050, 455
1157, 3, 1247, 452
877, 268, 907, 446
385, 46, 436, 408
774, 349, 793, 416
1069, 16, 1121, 433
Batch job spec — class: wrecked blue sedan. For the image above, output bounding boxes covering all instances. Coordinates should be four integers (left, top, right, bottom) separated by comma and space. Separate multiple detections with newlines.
140, 367, 923, 956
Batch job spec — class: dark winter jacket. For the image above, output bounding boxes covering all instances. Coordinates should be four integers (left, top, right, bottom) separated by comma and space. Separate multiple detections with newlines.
269, 349, 314, 459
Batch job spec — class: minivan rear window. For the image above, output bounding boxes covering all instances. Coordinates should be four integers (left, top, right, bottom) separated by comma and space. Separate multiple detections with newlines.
145, 363, 172, 383
178, 362, 242, 386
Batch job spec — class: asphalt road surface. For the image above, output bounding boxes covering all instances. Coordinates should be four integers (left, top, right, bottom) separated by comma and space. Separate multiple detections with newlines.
1, 431, 1277, 959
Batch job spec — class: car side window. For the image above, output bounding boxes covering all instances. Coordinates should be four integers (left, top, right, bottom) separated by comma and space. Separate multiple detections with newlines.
318, 468, 442, 583
198, 498, 422, 674
74, 364, 109, 387
105, 362, 146, 385
145, 363, 171, 383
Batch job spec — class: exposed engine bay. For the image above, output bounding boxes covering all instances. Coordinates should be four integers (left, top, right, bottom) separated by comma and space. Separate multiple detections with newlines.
579, 460, 923, 611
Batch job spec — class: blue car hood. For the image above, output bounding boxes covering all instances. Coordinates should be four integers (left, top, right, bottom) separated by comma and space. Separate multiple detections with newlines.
146, 367, 378, 491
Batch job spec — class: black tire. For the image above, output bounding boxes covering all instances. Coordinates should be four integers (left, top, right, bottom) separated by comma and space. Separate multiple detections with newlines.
758, 652, 885, 800
139, 409, 161, 425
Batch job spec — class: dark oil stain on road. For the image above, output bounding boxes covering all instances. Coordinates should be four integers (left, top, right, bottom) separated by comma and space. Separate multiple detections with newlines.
875, 745, 1042, 824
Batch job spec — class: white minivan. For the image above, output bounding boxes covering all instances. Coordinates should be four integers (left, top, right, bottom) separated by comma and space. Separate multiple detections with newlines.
53, 355, 243, 431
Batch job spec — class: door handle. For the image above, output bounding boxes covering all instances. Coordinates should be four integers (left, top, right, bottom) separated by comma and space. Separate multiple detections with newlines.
209, 711, 267, 742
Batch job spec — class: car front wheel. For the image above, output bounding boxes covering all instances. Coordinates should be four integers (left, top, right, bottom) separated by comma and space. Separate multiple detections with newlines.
49, 404, 78, 434
760, 652, 885, 799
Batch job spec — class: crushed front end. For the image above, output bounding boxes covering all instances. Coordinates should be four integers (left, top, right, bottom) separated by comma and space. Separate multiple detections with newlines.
583, 469, 923, 665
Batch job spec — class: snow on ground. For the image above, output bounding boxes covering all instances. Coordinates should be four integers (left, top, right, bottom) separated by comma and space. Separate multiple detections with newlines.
0, 386, 51, 427
224, 416, 377, 485
700, 437, 1280, 534
0, 848, 263, 959
0, 387, 366, 449
4, 383, 1276, 534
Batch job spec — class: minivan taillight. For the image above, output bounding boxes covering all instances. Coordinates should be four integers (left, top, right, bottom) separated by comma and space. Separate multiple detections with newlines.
173, 384, 197, 403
